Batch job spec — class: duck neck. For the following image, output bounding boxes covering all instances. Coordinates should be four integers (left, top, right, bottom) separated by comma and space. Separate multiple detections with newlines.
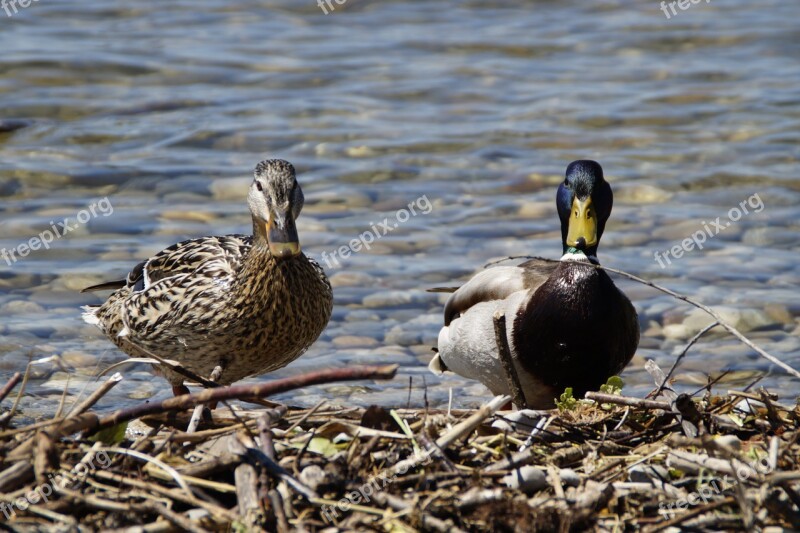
252, 217, 269, 246
561, 245, 599, 265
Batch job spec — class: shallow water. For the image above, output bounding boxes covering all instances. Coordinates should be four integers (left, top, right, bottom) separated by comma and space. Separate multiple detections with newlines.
1, 0, 798, 419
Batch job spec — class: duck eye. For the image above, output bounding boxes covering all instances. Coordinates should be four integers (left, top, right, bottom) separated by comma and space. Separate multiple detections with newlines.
256, 182, 263, 192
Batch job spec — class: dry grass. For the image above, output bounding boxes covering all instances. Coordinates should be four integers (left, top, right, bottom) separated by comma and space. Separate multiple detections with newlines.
1, 365, 799, 532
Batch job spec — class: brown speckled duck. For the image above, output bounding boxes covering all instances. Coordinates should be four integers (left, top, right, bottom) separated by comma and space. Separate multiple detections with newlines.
430, 160, 639, 408
82, 159, 333, 396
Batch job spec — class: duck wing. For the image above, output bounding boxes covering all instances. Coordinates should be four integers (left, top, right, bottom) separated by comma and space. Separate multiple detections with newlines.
442, 259, 557, 326
82, 235, 252, 294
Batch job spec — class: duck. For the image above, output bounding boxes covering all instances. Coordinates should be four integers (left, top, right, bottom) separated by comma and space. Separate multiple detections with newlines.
430, 160, 639, 409
82, 159, 333, 396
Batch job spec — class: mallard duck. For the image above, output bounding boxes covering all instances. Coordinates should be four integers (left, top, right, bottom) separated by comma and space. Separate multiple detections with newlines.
430, 160, 639, 408
82, 159, 333, 396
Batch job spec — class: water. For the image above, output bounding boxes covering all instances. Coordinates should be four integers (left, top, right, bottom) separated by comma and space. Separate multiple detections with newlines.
1, 0, 798, 419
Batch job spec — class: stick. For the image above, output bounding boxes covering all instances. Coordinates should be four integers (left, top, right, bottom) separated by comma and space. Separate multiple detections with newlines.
493, 311, 526, 409
187, 365, 223, 434
0, 372, 21, 403
97, 365, 398, 434
383, 394, 510, 478
657, 321, 719, 395
585, 392, 671, 410
7, 365, 398, 461
643, 497, 736, 533
68, 372, 123, 416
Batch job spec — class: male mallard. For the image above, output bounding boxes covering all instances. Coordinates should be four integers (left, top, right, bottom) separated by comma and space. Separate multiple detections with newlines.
430, 160, 639, 408
82, 159, 333, 396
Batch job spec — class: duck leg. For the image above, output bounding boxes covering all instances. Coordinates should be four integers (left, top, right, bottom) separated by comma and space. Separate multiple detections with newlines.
186, 365, 224, 433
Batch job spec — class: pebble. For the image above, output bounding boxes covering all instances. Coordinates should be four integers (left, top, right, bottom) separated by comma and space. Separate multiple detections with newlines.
615, 184, 673, 204
629, 464, 669, 484
0, 300, 45, 315
385, 326, 422, 346
763, 304, 794, 326
362, 290, 414, 308
516, 201, 551, 219
61, 350, 97, 368
344, 310, 381, 322
328, 271, 377, 288
683, 306, 774, 335
299, 465, 327, 492
502, 466, 547, 494
331, 336, 380, 349
209, 177, 250, 201
713, 435, 742, 451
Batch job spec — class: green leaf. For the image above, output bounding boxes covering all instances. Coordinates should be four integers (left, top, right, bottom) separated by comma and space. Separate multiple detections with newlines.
599, 376, 624, 395
556, 388, 577, 411
306, 437, 342, 458
89, 421, 128, 445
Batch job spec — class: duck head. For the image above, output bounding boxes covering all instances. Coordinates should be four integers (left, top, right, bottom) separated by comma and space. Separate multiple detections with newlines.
556, 160, 612, 259
249, 159, 305, 260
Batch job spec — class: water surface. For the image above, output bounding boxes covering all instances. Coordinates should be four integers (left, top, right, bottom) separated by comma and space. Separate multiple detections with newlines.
1, 0, 798, 419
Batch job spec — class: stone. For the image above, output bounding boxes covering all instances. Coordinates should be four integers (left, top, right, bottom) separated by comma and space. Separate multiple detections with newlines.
332, 336, 380, 349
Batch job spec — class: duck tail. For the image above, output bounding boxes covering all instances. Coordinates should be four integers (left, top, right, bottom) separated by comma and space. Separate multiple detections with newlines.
81, 305, 101, 326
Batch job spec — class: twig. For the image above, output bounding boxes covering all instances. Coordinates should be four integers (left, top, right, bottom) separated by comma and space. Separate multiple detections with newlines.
0, 372, 21, 403
657, 321, 719, 395
643, 497, 737, 533
101, 446, 194, 497
595, 263, 800, 379
493, 311, 526, 409
187, 365, 223, 434
68, 372, 123, 416
94, 469, 237, 522
585, 392, 671, 410
269, 489, 290, 533
384, 394, 510, 477
233, 430, 317, 500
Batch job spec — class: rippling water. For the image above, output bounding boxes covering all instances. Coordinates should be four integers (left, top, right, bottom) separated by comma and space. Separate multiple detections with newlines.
1, 0, 798, 419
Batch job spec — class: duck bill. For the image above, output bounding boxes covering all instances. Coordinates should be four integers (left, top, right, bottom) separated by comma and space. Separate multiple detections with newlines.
566, 196, 598, 250
267, 212, 301, 260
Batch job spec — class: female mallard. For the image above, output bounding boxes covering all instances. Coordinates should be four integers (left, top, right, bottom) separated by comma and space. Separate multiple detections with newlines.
82, 159, 333, 396
430, 160, 639, 408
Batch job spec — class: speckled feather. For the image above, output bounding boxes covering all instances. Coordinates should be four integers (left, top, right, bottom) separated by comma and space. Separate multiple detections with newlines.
85, 235, 332, 385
